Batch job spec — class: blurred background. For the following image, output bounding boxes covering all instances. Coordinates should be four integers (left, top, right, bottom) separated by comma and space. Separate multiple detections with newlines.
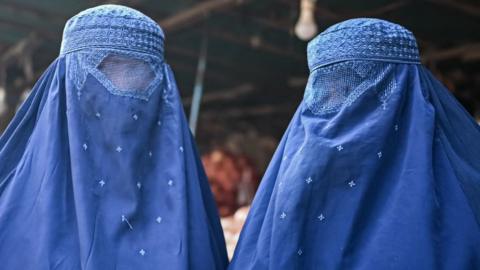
0, 0, 479, 257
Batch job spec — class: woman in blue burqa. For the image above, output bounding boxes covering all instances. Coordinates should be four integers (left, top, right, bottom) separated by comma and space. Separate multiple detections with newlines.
229, 18, 480, 269
0, 5, 228, 270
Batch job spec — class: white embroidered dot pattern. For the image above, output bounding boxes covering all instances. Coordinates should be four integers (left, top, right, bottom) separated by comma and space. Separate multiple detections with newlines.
137, 182, 141, 189
133, 114, 138, 120
156, 217, 162, 223
139, 249, 146, 256
116, 146, 122, 153
299, 145, 305, 152
298, 249, 303, 256
377, 152, 383, 158
318, 214, 325, 221
280, 212, 287, 219
99, 180, 105, 187
157, 120, 162, 126
348, 180, 356, 188
82, 143, 88, 151
394, 124, 399, 131
168, 179, 173, 186
337, 145, 344, 151
148, 151, 153, 157
179, 146, 184, 152
95, 112, 101, 118
121, 215, 133, 230
382, 101, 387, 110
305, 177, 313, 184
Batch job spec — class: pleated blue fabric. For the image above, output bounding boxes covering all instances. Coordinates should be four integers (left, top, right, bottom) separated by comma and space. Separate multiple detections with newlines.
0, 5, 228, 270
229, 18, 480, 270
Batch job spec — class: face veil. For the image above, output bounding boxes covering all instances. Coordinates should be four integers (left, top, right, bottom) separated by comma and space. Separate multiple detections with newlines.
229, 18, 480, 270
0, 5, 227, 270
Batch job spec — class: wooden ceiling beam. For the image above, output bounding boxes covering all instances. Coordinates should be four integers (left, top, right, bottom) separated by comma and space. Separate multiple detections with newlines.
159, 0, 251, 32
166, 44, 277, 82
217, 10, 292, 32
280, 0, 409, 21
0, 1, 68, 23
205, 29, 304, 61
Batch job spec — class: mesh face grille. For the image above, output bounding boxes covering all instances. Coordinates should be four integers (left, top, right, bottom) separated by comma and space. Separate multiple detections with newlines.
66, 48, 164, 100
304, 61, 396, 115
97, 54, 155, 92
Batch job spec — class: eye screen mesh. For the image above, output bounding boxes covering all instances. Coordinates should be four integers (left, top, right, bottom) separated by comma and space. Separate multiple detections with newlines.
304, 61, 396, 115
97, 54, 155, 92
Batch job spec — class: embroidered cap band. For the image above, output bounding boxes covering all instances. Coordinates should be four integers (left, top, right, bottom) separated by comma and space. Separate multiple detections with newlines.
307, 18, 421, 71
60, 5, 164, 57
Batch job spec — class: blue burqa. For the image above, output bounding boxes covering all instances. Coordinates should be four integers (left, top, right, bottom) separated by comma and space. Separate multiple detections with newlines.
0, 5, 228, 270
229, 18, 480, 269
